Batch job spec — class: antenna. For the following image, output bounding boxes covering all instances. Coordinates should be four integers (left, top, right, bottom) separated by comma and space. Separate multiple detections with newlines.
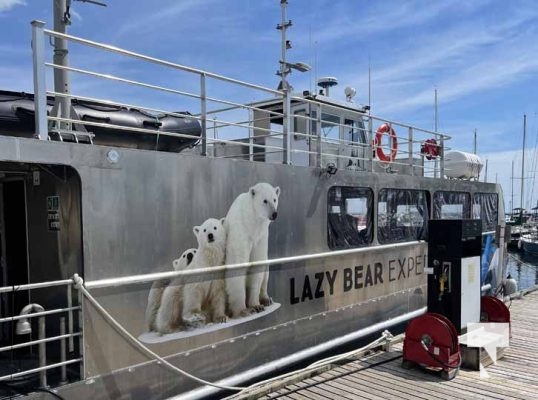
434, 88, 438, 132
368, 55, 371, 112
317, 77, 338, 97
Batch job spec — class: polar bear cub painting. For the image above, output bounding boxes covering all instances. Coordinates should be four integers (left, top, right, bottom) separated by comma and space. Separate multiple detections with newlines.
224, 182, 280, 317
145, 248, 196, 332
156, 218, 227, 334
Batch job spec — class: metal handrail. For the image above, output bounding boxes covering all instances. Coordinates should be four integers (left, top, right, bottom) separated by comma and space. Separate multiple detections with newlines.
84, 240, 426, 289
48, 115, 286, 153
0, 306, 81, 323
31, 22, 452, 173
0, 279, 73, 294
288, 94, 451, 140
0, 332, 82, 353
0, 358, 82, 381
42, 28, 281, 96
46, 63, 287, 117
48, 91, 284, 139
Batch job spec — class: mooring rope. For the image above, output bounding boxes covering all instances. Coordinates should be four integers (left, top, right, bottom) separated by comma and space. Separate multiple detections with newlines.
72, 274, 246, 391
72, 273, 396, 397
507, 252, 538, 270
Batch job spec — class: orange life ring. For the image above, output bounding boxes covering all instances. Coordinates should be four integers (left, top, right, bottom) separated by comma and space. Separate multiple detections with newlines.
421, 138, 439, 160
374, 123, 398, 162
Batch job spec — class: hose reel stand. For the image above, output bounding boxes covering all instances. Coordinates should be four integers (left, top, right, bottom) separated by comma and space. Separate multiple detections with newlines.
403, 312, 461, 380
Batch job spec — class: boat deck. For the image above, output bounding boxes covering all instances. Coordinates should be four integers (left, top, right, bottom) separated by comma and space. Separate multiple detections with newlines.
257, 290, 538, 400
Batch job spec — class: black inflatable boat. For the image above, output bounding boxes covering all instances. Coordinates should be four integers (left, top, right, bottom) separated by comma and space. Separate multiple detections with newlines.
0, 90, 201, 152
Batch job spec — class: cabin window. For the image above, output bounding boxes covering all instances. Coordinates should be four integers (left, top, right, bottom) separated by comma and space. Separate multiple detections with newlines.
321, 113, 340, 141
327, 186, 373, 249
377, 189, 429, 244
293, 109, 307, 140
433, 191, 471, 219
344, 118, 367, 145
472, 193, 498, 231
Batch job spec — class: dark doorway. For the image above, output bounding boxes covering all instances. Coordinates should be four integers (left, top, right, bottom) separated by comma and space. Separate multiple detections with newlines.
0, 180, 30, 348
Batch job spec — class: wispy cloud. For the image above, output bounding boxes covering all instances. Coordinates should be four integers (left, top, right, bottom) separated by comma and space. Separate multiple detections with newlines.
114, 0, 217, 40
0, 0, 25, 12
338, 6, 538, 117
70, 8, 82, 22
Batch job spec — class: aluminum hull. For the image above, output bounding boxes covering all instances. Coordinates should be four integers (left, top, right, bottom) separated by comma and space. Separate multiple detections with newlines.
0, 134, 505, 399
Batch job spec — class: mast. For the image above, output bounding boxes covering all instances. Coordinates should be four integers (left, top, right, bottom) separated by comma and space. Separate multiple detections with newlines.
368, 57, 371, 112
50, 0, 106, 134
511, 159, 514, 216
521, 114, 527, 219
52, 0, 71, 131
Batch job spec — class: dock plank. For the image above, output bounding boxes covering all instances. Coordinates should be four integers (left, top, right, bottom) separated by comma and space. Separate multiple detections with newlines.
262, 290, 538, 400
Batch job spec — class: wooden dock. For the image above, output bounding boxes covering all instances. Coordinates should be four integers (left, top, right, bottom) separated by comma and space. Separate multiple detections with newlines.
258, 290, 538, 400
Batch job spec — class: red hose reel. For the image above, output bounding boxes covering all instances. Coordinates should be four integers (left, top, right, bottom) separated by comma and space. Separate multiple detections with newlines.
403, 312, 461, 380
481, 296, 511, 337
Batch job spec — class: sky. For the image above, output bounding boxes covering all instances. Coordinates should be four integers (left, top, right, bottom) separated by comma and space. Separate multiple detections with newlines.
1, 0, 538, 212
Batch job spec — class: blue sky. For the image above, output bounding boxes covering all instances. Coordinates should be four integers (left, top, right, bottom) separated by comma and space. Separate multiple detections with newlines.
1, 0, 538, 211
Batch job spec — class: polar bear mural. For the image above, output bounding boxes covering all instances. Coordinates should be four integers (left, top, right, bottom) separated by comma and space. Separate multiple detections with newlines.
224, 182, 280, 318
145, 248, 196, 331
156, 218, 227, 333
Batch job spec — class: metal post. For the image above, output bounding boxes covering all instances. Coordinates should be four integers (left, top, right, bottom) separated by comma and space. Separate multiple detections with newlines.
283, 90, 292, 164
368, 117, 374, 172
511, 159, 514, 216
31, 21, 48, 140
59, 317, 68, 385
67, 284, 74, 352
316, 104, 322, 168
77, 289, 85, 379
278, 0, 292, 164
200, 73, 207, 156
38, 316, 47, 387
439, 136, 445, 178
213, 117, 217, 158
408, 127, 413, 176
434, 89, 438, 178
53, 0, 72, 131
248, 109, 253, 162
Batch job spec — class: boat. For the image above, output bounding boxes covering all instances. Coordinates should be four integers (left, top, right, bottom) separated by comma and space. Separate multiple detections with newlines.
0, 1, 507, 399
519, 232, 538, 255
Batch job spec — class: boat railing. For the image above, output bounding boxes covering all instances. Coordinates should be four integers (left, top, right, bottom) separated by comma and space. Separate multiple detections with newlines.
31, 21, 450, 178
0, 279, 83, 388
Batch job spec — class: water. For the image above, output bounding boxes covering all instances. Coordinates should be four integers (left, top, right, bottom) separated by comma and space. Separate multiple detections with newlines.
506, 250, 538, 290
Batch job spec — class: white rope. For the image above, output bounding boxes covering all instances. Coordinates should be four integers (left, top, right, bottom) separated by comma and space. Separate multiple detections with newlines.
71, 274, 245, 392
226, 330, 394, 399
507, 252, 538, 270
72, 273, 396, 398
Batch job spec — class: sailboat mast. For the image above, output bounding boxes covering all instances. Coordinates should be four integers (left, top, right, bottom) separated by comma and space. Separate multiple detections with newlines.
521, 114, 527, 218
512, 159, 514, 216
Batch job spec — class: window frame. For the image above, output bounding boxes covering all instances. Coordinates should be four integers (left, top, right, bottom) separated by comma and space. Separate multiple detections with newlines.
327, 186, 374, 250
377, 188, 430, 244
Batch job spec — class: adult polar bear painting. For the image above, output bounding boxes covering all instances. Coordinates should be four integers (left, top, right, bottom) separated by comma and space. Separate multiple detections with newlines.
156, 218, 227, 333
224, 182, 280, 318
